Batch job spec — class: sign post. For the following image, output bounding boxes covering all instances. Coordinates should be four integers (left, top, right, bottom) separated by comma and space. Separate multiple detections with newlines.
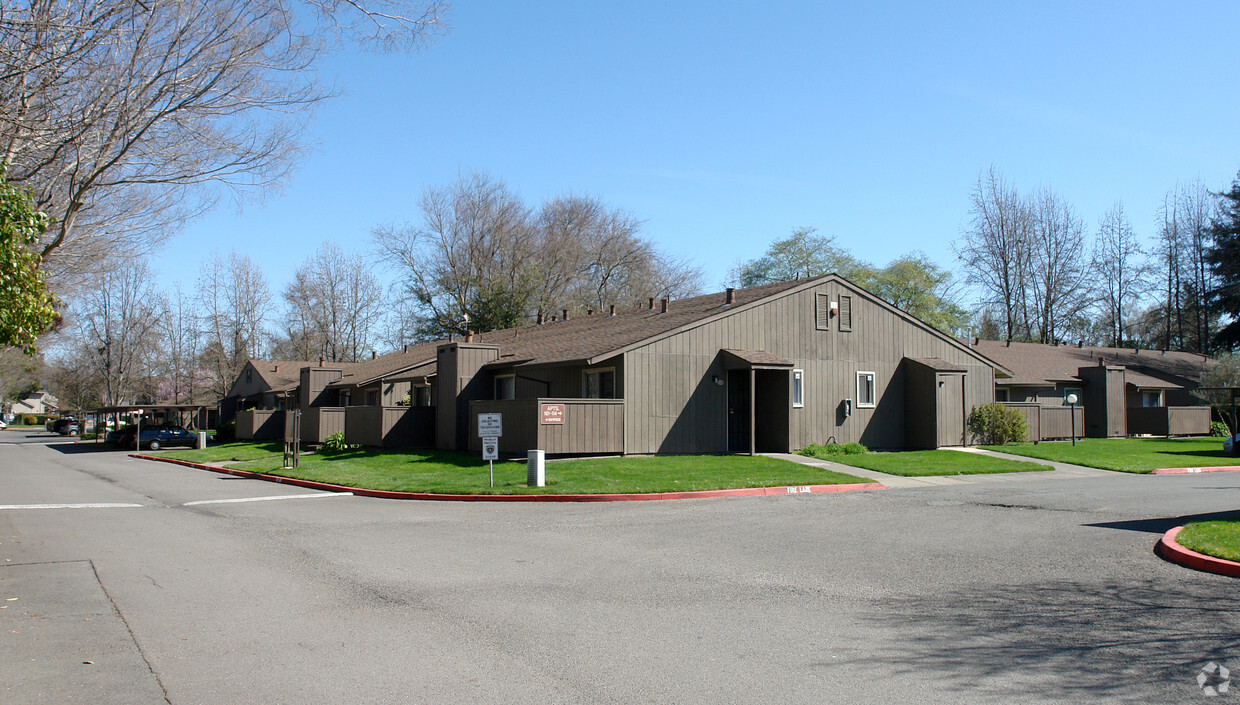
131, 409, 143, 452
477, 413, 502, 487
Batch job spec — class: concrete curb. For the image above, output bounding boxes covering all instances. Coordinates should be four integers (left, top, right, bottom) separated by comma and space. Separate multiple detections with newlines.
1150, 465, 1240, 475
131, 454, 887, 502
1155, 526, 1240, 578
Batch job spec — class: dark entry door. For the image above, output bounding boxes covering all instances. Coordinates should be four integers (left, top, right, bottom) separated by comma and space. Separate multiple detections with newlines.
936, 373, 965, 447
727, 369, 750, 452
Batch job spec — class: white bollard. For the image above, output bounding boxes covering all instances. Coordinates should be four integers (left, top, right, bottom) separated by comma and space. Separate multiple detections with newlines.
527, 449, 545, 487
196, 431, 207, 449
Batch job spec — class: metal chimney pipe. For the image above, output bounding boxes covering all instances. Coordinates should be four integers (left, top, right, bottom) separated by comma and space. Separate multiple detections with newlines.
562, 309, 569, 321
609, 304, 616, 316
648, 297, 655, 310
725, 288, 735, 304
661, 298, 669, 313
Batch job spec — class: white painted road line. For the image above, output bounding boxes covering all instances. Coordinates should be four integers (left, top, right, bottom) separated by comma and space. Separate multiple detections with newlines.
0, 503, 145, 510
182, 492, 353, 506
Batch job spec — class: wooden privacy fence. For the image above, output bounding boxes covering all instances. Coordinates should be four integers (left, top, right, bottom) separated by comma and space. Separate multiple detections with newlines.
341, 406, 436, 448
301, 407, 346, 444
468, 398, 625, 455
1127, 406, 1212, 437
235, 409, 284, 440
999, 403, 1083, 442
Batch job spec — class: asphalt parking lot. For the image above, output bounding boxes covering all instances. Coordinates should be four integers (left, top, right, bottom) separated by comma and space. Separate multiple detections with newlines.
2, 432, 1238, 704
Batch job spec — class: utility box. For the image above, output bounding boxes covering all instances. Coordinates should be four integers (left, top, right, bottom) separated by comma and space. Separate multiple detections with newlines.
527, 449, 545, 487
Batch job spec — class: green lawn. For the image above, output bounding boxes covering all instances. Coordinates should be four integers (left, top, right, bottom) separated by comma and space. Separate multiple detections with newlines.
811, 449, 1049, 476
980, 437, 1231, 474
157, 444, 872, 495
1177, 519, 1240, 563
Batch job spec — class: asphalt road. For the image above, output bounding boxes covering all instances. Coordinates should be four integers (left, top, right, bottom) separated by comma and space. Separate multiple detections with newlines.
2, 431, 1238, 704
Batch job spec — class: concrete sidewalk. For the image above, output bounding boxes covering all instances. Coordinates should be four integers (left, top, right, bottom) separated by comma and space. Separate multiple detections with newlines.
767, 447, 1118, 489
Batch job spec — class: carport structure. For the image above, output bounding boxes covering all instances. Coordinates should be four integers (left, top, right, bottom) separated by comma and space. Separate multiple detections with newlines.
86, 404, 218, 445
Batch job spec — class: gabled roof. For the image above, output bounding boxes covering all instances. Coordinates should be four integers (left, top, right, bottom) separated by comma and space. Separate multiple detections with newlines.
972, 340, 1212, 389
461, 275, 1001, 371
327, 340, 443, 388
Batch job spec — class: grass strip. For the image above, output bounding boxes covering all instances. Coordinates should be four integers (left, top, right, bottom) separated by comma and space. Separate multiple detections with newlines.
980, 437, 1230, 474
816, 449, 1049, 476
1177, 519, 1240, 563
159, 444, 871, 494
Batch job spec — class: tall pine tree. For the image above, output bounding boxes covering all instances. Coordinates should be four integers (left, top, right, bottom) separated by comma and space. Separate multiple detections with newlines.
1207, 173, 1240, 349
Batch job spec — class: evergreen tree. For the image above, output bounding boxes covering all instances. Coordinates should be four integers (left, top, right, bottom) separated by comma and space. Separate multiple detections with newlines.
1207, 173, 1240, 349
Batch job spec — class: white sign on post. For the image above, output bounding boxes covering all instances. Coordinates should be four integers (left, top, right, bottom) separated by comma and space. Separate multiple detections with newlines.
482, 437, 499, 460
477, 412, 502, 438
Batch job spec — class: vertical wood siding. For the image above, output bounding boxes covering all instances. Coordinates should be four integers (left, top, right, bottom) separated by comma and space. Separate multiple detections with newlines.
467, 399, 624, 455
622, 281, 995, 453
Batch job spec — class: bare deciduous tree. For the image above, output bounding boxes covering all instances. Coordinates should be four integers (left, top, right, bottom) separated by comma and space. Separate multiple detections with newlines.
1092, 203, 1149, 348
281, 242, 383, 362
73, 260, 163, 405
0, 0, 447, 292
955, 168, 1034, 341
1028, 188, 1090, 343
198, 251, 270, 396
373, 173, 701, 339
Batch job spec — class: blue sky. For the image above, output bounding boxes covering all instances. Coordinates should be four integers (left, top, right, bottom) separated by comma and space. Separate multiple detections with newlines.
153, 1, 1240, 304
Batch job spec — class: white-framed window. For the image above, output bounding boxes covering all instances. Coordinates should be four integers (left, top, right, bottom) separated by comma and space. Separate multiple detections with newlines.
583, 368, 616, 399
1141, 389, 1163, 407
792, 369, 804, 408
856, 371, 876, 408
495, 374, 515, 400
1063, 387, 1083, 405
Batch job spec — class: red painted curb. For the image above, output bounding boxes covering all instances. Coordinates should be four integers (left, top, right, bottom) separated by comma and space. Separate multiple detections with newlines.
1150, 465, 1240, 475
1155, 526, 1240, 578
129, 454, 886, 502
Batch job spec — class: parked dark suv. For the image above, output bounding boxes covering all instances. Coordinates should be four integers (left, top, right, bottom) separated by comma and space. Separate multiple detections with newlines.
108, 423, 197, 451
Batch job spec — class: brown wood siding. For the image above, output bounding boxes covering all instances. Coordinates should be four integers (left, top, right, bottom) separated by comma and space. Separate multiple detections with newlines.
301, 368, 344, 407
345, 406, 382, 447
467, 399, 624, 455
621, 281, 995, 453
380, 406, 436, 447
236, 409, 284, 440
300, 407, 346, 443
998, 403, 1082, 441
1128, 406, 1211, 437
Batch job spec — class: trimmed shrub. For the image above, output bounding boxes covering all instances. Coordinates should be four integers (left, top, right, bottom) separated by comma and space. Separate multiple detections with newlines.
22, 414, 37, 425
967, 403, 1028, 445
216, 419, 236, 442
797, 441, 869, 459
1212, 421, 1230, 437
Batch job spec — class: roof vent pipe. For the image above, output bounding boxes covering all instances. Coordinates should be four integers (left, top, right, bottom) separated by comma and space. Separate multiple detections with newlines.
1098, 357, 1105, 366
372, 350, 377, 360
661, 298, 669, 313
537, 312, 544, 325
725, 288, 735, 304
1078, 340, 1083, 348
648, 297, 655, 310
403, 344, 408, 353
587, 308, 594, 316
448, 332, 454, 342
609, 304, 616, 316
274, 364, 278, 373
319, 356, 325, 366
562, 309, 569, 321
465, 330, 474, 343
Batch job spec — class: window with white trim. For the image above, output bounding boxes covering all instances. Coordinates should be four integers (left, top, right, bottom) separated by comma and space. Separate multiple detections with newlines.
792, 369, 804, 408
857, 371, 876, 408
583, 368, 616, 399
495, 374, 515, 400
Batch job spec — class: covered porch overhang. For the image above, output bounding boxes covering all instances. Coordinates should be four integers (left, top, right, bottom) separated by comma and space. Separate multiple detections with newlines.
719, 349, 794, 456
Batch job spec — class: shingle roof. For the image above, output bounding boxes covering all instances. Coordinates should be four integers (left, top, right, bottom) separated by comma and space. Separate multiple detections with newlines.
327, 340, 443, 388
461, 278, 823, 367
972, 340, 1211, 388
907, 357, 968, 372
251, 360, 319, 392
